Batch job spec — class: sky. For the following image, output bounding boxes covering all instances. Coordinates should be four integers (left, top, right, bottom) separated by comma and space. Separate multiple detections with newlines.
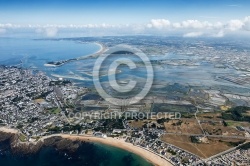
0, 0, 250, 37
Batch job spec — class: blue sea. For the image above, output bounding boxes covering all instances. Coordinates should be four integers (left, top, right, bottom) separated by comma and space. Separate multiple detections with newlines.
0, 38, 102, 86
0, 140, 152, 166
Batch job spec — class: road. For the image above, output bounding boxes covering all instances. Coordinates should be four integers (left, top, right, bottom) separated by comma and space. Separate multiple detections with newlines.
164, 132, 250, 140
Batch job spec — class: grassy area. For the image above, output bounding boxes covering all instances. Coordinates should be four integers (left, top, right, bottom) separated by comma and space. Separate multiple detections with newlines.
48, 107, 61, 114
161, 134, 246, 158
128, 120, 150, 128
225, 120, 249, 127
164, 118, 203, 134
225, 121, 239, 126
19, 134, 27, 142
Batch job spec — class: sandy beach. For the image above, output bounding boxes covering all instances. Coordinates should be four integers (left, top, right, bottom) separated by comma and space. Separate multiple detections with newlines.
94, 42, 106, 54
0, 127, 172, 166
44, 42, 106, 67
61, 135, 172, 166
77, 42, 106, 59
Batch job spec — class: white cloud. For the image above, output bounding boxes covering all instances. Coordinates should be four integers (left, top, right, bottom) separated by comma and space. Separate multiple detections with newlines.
181, 20, 209, 29
146, 16, 250, 37
227, 19, 244, 31
183, 32, 203, 37
0, 23, 12, 28
148, 19, 223, 31
213, 22, 224, 29
147, 19, 171, 29
243, 16, 250, 31
1, 16, 250, 37
172, 22, 181, 28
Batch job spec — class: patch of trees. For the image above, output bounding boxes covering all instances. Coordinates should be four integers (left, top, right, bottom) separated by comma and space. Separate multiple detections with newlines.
48, 126, 61, 132
172, 120, 183, 126
221, 106, 250, 122
16, 123, 23, 129
167, 148, 176, 155
62, 124, 83, 133
222, 120, 228, 126
102, 119, 124, 130
151, 123, 156, 128
219, 139, 245, 147
190, 136, 199, 143
156, 118, 170, 124
238, 142, 250, 150
94, 119, 125, 132
49, 124, 84, 133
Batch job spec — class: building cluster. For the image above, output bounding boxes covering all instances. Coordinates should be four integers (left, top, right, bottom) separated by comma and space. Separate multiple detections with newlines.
207, 147, 250, 165
125, 128, 204, 166
0, 66, 85, 137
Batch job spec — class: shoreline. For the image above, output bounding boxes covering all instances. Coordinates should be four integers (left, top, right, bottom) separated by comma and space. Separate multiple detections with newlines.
77, 41, 106, 59
44, 42, 106, 67
60, 135, 172, 166
92, 42, 106, 56
0, 127, 172, 166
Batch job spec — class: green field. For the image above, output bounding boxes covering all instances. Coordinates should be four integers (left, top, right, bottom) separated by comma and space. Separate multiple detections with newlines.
48, 107, 61, 114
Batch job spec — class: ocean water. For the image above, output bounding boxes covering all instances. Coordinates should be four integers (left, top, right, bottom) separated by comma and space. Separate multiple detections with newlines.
0, 38, 153, 165
0, 141, 152, 166
0, 38, 100, 63
0, 38, 100, 86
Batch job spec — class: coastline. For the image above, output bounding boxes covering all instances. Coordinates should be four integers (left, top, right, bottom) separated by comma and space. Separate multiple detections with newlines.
0, 127, 18, 134
44, 42, 106, 67
77, 41, 107, 59
91, 42, 107, 56
60, 135, 172, 166
0, 127, 172, 166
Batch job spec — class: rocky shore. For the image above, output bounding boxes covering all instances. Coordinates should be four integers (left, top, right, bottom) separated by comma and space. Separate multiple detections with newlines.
0, 131, 82, 155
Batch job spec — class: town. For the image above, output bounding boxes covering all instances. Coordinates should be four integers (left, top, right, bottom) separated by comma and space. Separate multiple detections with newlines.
0, 65, 249, 165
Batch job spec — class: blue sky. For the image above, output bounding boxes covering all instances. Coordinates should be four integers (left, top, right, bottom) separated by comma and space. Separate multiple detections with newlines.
0, 0, 250, 37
